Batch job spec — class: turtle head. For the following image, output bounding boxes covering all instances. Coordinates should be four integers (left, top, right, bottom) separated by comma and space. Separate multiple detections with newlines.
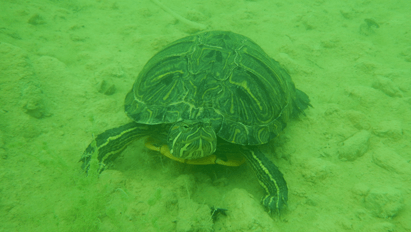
167, 120, 217, 160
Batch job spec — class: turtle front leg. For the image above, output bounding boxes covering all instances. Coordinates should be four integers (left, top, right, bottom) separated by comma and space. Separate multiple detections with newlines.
241, 146, 288, 214
80, 122, 152, 173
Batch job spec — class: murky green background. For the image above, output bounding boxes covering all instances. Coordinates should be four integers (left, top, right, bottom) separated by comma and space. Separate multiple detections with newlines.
1, 0, 410, 231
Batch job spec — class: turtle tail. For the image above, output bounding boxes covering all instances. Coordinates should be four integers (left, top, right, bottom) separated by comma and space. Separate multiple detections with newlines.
292, 89, 311, 117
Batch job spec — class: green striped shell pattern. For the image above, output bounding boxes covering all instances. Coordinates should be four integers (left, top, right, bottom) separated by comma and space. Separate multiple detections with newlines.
125, 31, 301, 146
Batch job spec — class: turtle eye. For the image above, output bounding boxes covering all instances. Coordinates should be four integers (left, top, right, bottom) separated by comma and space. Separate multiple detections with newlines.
182, 124, 190, 130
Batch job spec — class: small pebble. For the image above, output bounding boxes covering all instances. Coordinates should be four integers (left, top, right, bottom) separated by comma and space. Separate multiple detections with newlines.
177, 198, 212, 232
22, 84, 49, 118
301, 158, 335, 182
370, 222, 395, 232
373, 120, 403, 139
400, 47, 411, 62
173, 174, 196, 198
372, 76, 403, 97
28, 14, 45, 25
338, 130, 370, 161
364, 187, 404, 218
372, 146, 411, 175
345, 110, 370, 130
346, 85, 379, 107
97, 79, 116, 95
224, 188, 278, 231
359, 18, 379, 36
351, 183, 370, 200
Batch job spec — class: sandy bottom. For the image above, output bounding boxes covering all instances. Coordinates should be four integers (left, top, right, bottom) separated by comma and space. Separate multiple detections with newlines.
1, 0, 410, 231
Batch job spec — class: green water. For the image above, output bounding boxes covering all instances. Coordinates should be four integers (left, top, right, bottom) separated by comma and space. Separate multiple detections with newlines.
1, 0, 410, 231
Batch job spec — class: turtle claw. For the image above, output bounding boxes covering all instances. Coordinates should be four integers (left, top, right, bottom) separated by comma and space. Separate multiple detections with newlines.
261, 194, 287, 215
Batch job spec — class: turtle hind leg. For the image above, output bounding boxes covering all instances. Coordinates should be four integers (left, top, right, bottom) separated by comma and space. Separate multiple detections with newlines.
241, 146, 288, 214
80, 122, 152, 173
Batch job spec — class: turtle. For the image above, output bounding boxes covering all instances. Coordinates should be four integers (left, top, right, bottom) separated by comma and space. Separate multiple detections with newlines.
80, 31, 310, 214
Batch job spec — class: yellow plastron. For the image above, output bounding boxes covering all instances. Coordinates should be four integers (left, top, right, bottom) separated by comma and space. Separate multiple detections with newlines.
144, 137, 245, 166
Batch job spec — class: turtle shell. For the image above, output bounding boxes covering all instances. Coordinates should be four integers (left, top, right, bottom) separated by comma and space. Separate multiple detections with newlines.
125, 31, 305, 146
